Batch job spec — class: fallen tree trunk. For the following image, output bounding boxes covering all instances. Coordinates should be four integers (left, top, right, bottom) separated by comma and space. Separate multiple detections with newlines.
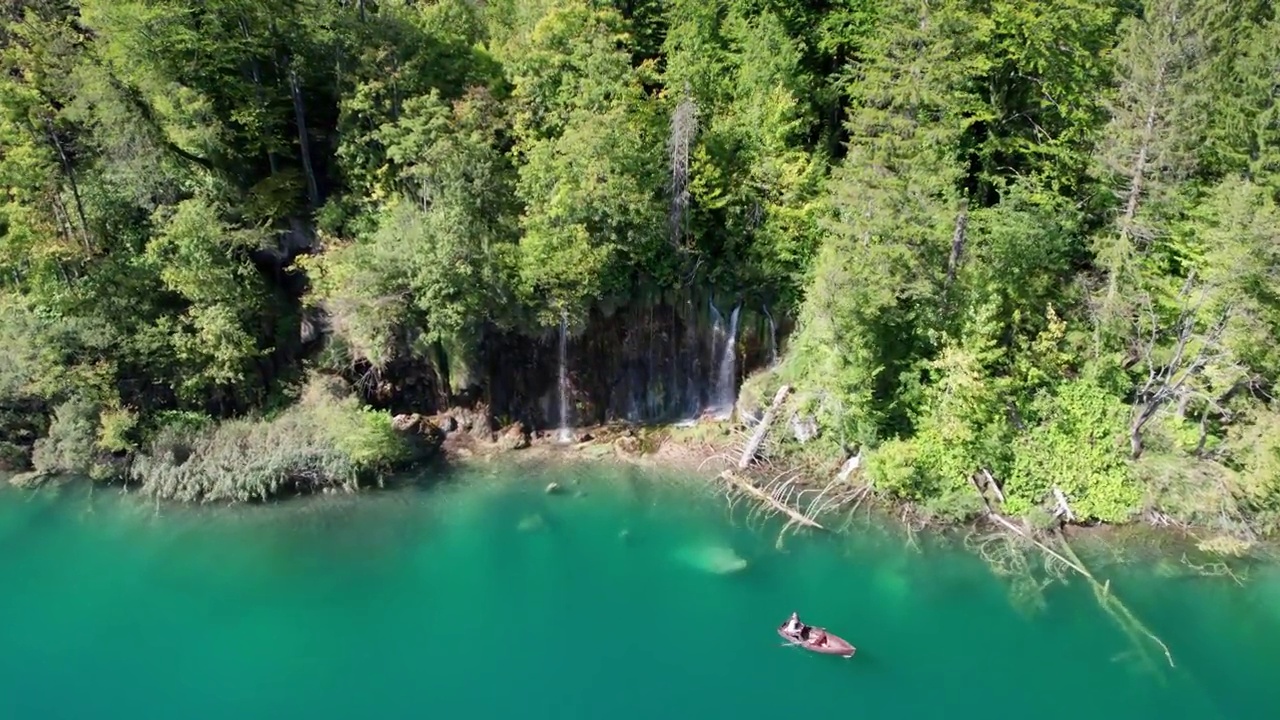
738, 385, 791, 470
971, 476, 1174, 669
718, 469, 825, 531
835, 452, 862, 484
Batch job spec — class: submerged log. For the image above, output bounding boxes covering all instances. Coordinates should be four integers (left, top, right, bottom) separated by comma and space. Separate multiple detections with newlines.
971, 476, 1174, 669
717, 469, 825, 531
738, 385, 791, 470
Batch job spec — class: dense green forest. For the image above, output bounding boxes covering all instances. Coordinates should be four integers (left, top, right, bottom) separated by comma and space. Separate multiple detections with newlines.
1, 0, 1278, 546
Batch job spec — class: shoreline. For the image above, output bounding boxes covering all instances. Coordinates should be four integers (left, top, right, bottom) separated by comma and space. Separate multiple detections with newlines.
435, 419, 1276, 572
5, 413, 1274, 574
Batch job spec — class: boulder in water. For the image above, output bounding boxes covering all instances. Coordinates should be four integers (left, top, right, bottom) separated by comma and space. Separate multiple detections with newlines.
517, 514, 545, 532
676, 544, 749, 575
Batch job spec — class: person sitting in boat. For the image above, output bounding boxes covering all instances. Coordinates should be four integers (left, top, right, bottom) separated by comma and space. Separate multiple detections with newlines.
784, 612, 804, 636
809, 629, 827, 647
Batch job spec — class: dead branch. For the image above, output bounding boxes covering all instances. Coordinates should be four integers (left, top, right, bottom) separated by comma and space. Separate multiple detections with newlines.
835, 452, 862, 484
1052, 486, 1075, 523
1129, 278, 1233, 459
739, 385, 792, 469
974, 474, 1175, 669
717, 470, 825, 531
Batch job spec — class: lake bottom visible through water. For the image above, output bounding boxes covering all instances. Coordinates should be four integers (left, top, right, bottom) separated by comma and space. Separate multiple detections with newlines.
0, 461, 1277, 720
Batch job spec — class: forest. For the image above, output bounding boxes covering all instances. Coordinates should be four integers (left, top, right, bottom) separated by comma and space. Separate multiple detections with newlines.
1, 0, 1278, 548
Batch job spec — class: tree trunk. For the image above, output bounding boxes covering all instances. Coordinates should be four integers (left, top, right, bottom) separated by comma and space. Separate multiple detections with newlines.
738, 385, 791, 469
288, 61, 321, 210
42, 116, 91, 254
944, 202, 969, 295
717, 470, 825, 531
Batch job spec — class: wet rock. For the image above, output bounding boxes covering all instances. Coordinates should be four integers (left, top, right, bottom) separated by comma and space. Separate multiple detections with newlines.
790, 412, 819, 444
8, 470, 52, 489
496, 422, 530, 451
613, 435, 641, 456
438, 404, 495, 441
390, 413, 446, 457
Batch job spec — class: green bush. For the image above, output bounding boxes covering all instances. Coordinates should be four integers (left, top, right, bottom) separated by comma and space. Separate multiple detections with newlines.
1005, 380, 1142, 523
128, 376, 428, 503
30, 400, 101, 477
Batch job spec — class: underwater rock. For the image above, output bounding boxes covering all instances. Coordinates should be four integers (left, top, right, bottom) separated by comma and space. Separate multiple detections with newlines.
545, 482, 562, 494
676, 545, 749, 575
517, 514, 545, 532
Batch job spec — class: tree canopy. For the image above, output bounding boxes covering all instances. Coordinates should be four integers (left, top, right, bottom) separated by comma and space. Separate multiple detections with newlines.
3, 0, 1279, 540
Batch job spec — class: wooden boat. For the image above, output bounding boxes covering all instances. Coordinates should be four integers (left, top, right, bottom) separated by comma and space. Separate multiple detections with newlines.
777, 620, 856, 658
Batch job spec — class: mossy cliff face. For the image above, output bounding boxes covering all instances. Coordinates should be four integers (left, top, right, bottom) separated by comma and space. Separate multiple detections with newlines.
351, 289, 791, 432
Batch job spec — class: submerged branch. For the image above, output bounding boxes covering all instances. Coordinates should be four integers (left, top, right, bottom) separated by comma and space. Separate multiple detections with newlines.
716, 469, 825, 531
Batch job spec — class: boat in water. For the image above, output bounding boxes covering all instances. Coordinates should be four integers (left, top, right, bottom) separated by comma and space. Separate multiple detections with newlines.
777, 616, 855, 658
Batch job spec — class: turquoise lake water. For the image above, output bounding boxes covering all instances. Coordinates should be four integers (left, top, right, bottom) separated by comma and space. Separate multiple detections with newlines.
1, 461, 1278, 719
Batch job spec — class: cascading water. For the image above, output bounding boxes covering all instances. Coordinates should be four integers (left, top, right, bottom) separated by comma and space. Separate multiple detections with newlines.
763, 305, 779, 366
712, 304, 740, 420
557, 312, 572, 443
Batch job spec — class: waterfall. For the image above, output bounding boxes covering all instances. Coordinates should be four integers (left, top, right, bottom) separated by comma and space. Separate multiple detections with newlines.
557, 312, 572, 443
707, 300, 724, 413
712, 304, 740, 419
763, 305, 779, 366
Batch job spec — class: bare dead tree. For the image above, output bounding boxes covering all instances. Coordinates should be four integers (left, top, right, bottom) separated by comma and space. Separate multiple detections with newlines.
667, 87, 698, 250
1128, 276, 1234, 458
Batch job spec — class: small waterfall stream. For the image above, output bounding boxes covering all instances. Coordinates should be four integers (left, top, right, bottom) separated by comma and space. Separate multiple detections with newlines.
710, 303, 740, 419
521, 293, 779, 430
763, 305, 779, 366
557, 311, 572, 442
